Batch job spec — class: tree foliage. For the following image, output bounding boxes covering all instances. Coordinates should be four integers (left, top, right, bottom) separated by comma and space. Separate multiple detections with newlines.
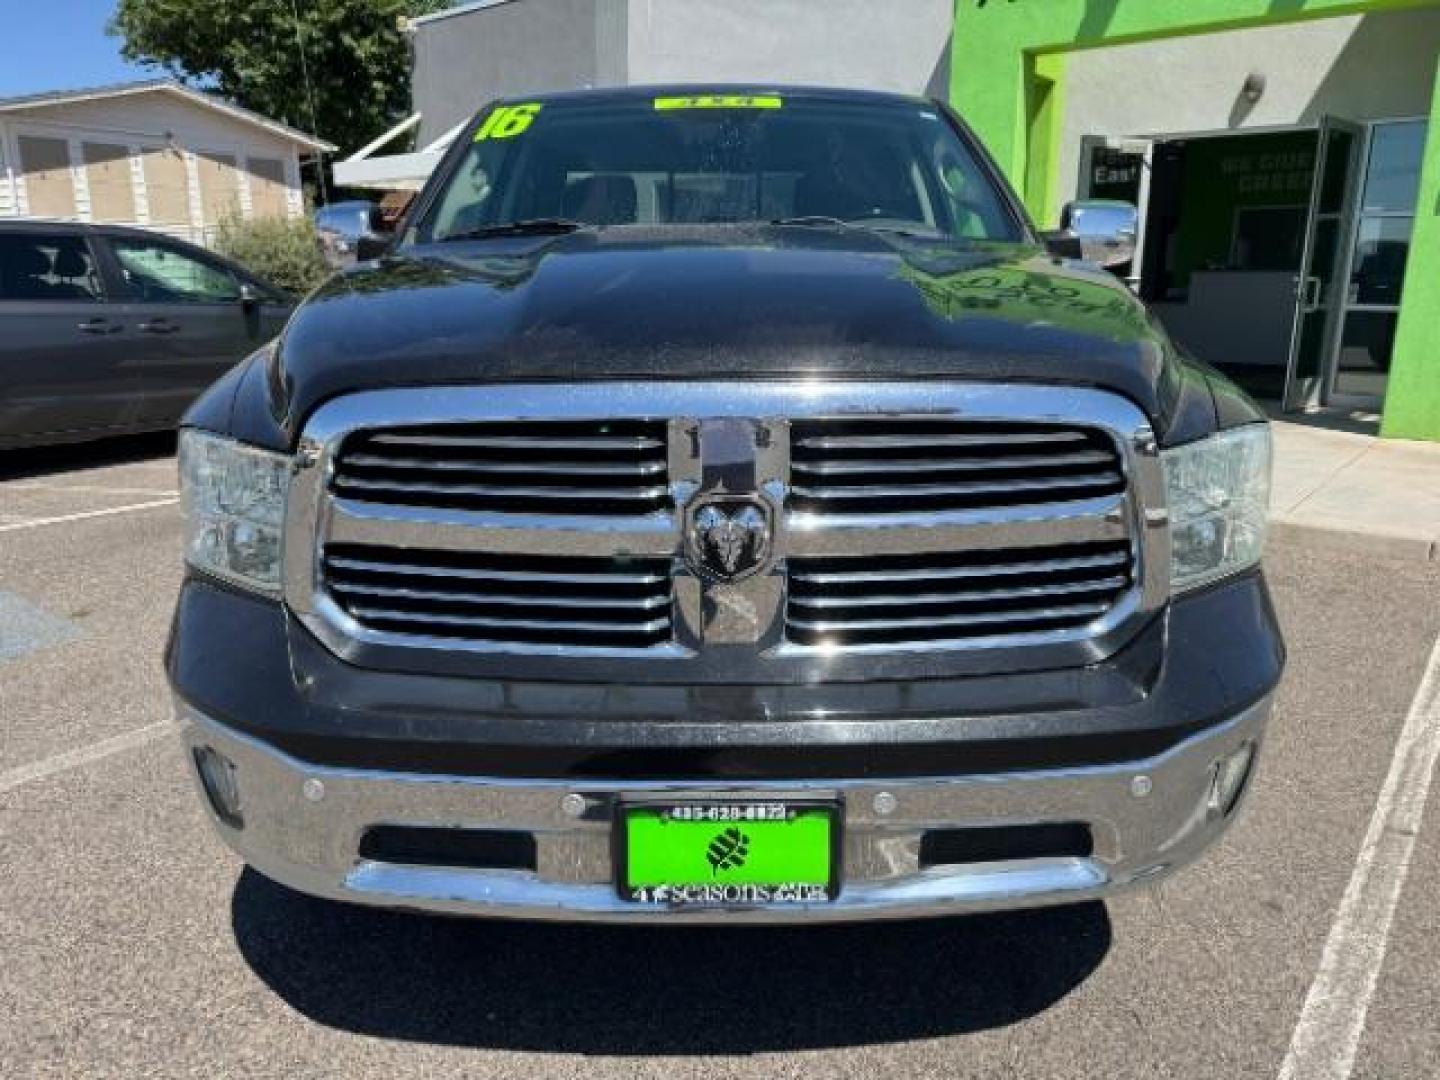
110, 0, 453, 158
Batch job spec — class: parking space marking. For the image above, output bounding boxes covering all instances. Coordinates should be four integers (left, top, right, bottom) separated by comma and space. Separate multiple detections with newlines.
1279, 630, 1440, 1080
0, 498, 179, 533
0, 721, 174, 796
10, 482, 177, 496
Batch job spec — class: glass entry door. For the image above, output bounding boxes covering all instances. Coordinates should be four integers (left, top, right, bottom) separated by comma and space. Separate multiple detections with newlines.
1284, 118, 1363, 411
1326, 119, 1427, 409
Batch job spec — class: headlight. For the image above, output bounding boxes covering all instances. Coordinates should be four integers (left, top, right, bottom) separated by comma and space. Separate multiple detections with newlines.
178, 429, 292, 595
1161, 424, 1271, 593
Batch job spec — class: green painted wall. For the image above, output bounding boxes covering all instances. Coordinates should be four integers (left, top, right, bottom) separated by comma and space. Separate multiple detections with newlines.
950, 0, 1440, 440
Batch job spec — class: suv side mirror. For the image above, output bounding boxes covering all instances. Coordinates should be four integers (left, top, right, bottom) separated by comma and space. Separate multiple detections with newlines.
1058, 199, 1138, 270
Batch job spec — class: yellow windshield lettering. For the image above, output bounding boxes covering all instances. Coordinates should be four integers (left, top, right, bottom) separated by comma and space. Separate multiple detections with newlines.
475, 103, 542, 141
653, 95, 783, 111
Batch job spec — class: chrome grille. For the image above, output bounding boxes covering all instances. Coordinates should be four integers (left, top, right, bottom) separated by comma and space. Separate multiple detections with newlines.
789, 419, 1124, 514
786, 541, 1133, 648
322, 545, 674, 649
287, 383, 1165, 680
331, 420, 670, 515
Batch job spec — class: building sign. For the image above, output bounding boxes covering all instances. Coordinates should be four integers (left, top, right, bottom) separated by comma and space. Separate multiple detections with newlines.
1220, 149, 1314, 196
1088, 147, 1143, 203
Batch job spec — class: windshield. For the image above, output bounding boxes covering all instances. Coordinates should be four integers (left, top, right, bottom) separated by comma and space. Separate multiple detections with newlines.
412, 94, 1023, 244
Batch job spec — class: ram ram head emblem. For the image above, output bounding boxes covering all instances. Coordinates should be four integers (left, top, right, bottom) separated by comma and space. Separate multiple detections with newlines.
687, 498, 773, 582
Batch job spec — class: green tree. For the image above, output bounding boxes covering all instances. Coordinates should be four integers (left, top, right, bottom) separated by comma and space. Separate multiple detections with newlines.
110, 0, 452, 160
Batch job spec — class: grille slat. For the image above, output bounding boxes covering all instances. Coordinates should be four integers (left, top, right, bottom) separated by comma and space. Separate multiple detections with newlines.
786, 541, 1133, 649
347, 606, 673, 636
791, 450, 1114, 476
335, 476, 671, 502
789, 601, 1113, 635
790, 549, 1130, 586
369, 433, 666, 451
789, 419, 1125, 515
333, 420, 670, 515
324, 545, 673, 650
325, 554, 666, 586
331, 580, 674, 611
343, 453, 667, 477
793, 431, 1089, 450
788, 574, 1129, 610
790, 470, 1124, 502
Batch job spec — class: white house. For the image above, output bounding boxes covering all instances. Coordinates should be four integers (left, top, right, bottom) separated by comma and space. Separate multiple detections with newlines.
0, 80, 335, 246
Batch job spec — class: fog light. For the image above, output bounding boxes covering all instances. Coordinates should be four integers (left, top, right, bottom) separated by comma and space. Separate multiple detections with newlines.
193, 746, 243, 829
1208, 743, 1255, 818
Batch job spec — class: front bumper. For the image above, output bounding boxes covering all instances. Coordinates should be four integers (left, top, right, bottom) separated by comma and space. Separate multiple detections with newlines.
180, 693, 1270, 923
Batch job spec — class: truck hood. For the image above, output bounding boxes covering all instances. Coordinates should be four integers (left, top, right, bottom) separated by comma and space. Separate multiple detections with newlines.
269, 225, 1191, 438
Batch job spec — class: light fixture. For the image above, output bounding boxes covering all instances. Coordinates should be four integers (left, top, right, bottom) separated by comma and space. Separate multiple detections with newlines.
1242, 73, 1267, 105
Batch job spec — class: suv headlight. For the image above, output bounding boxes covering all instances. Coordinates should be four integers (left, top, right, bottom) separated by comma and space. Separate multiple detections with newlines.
178, 429, 292, 595
1161, 424, 1271, 593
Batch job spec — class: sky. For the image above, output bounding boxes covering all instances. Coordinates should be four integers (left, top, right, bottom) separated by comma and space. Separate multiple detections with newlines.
0, 1, 159, 98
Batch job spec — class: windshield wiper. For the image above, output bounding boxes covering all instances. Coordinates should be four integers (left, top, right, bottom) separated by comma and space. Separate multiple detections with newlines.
770, 215, 854, 230
770, 216, 941, 241
440, 218, 587, 242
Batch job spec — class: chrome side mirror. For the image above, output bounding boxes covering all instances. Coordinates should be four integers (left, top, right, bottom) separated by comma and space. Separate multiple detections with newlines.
1058, 199, 1138, 269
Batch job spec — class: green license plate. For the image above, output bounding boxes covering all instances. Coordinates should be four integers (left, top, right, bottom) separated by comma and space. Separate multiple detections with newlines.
618, 801, 840, 906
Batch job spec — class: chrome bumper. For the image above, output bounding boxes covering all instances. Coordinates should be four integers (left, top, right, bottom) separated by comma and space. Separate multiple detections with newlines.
179, 696, 1270, 923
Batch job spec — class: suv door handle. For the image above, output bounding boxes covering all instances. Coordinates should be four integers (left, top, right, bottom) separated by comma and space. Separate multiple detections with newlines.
77, 317, 123, 335
137, 318, 179, 335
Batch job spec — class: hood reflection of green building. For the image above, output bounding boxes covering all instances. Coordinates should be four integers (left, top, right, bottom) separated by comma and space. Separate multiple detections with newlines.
898, 260, 1152, 345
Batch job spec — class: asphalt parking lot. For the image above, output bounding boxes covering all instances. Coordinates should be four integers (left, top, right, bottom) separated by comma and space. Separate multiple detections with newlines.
2, 435, 1439, 1079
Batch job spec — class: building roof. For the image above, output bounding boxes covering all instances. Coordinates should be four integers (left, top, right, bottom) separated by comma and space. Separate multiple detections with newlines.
408, 0, 518, 29
0, 79, 337, 153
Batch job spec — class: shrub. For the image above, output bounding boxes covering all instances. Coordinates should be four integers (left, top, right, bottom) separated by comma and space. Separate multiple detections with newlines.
213, 213, 333, 297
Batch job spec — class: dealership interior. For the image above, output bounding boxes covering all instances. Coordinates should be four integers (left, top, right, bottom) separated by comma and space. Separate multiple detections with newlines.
1080, 118, 1423, 413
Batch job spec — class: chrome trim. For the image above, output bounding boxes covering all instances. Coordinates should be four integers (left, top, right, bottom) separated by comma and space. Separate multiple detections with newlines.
283, 382, 1168, 679
783, 497, 1129, 557
179, 694, 1269, 923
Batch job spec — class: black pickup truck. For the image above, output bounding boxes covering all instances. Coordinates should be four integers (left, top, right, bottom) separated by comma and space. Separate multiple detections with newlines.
168, 86, 1282, 921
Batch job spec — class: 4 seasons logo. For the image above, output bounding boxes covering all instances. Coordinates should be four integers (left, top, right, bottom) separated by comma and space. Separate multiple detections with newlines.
706, 826, 751, 875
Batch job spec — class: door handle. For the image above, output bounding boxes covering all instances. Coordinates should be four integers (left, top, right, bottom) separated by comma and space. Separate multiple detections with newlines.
77, 318, 123, 334
137, 318, 179, 335
1301, 275, 1323, 313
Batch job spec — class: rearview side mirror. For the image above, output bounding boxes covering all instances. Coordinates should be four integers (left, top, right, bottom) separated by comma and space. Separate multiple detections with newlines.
238, 282, 260, 306
1057, 199, 1138, 270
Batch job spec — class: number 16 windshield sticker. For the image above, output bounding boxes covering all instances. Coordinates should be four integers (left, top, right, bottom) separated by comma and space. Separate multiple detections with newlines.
475, 103, 542, 141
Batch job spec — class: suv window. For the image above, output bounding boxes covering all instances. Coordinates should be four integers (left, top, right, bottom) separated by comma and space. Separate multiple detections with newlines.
415, 97, 1021, 244
0, 234, 104, 301
110, 238, 241, 303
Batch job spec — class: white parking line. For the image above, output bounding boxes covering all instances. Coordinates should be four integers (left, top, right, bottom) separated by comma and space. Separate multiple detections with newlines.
0, 498, 179, 533
1279, 630, 1440, 1080
11, 482, 178, 496
0, 721, 175, 796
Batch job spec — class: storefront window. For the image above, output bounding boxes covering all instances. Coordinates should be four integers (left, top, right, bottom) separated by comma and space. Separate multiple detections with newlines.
1360, 122, 1425, 213
1336, 120, 1426, 400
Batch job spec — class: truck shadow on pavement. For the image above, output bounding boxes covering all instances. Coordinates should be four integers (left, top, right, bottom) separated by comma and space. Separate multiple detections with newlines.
231, 868, 1111, 1054
0, 431, 176, 481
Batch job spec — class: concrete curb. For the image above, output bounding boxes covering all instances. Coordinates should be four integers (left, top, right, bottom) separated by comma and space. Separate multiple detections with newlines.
1271, 519, 1440, 563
